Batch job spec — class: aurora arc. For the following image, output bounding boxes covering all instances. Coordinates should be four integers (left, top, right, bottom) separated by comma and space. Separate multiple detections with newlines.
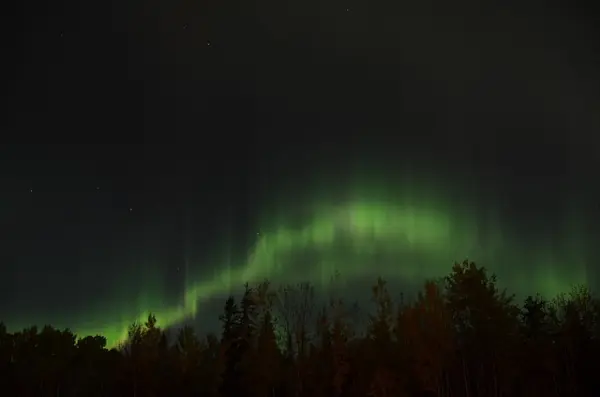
7, 190, 590, 349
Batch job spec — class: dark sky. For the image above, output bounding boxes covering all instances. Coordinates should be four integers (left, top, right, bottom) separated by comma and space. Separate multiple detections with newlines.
3, 0, 600, 344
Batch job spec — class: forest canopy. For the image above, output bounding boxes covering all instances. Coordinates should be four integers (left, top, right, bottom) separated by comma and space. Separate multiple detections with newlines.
1, 259, 599, 397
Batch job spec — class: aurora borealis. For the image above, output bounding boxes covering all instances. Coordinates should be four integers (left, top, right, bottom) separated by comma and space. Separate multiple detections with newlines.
6, 0, 600, 350
1, 154, 596, 349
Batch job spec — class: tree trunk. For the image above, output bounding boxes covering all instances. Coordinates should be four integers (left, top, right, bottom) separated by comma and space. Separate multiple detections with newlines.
461, 355, 470, 397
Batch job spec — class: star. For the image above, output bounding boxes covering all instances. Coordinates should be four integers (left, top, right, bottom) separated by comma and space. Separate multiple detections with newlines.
129, 208, 133, 212
207, 41, 211, 47
29, 188, 33, 193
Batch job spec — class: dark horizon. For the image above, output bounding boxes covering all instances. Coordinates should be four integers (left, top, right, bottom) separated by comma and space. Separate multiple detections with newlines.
1, 260, 600, 397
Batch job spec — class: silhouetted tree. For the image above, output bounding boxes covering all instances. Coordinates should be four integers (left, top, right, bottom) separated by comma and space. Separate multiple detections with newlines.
445, 260, 519, 397
218, 295, 247, 397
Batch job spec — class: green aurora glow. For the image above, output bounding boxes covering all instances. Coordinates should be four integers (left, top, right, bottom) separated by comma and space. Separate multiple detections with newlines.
5, 177, 590, 348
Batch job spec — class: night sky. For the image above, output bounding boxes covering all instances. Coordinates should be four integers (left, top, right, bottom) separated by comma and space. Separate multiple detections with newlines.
4, 0, 600, 346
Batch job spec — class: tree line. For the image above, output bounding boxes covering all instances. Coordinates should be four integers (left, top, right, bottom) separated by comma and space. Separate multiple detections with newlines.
1, 259, 599, 397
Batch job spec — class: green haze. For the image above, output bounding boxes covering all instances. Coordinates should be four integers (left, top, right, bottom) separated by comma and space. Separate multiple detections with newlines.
6, 173, 589, 348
